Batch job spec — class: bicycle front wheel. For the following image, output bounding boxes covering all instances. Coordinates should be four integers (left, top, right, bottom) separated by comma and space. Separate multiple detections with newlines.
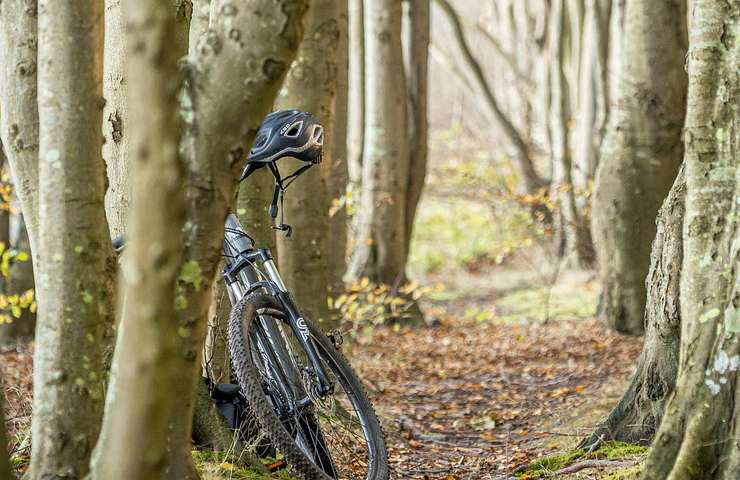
228, 293, 389, 480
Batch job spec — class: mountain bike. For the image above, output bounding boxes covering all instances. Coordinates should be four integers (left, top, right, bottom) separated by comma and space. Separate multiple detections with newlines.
220, 110, 389, 480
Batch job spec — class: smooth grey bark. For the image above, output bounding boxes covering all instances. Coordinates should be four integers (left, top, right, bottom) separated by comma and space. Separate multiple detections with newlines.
163, 2, 307, 478
347, 0, 364, 185
0, 0, 39, 261
403, 0, 430, 256
591, 0, 687, 335
642, 2, 740, 478
102, 0, 192, 236
31, 1, 115, 478
584, 168, 684, 446
434, 0, 545, 196
276, 0, 340, 326
189, 0, 210, 49
90, 0, 187, 477
346, 0, 410, 284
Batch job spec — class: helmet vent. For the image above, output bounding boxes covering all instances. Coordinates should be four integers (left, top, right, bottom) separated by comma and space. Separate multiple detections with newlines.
284, 121, 303, 138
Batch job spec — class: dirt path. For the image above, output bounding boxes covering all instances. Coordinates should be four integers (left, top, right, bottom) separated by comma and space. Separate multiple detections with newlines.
348, 315, 641, 479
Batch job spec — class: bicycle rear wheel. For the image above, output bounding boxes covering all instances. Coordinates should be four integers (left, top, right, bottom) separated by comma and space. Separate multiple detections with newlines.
228, 293, 388, 480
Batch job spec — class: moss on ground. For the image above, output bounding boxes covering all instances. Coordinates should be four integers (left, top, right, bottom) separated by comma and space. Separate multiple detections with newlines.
516, 441, 647, 478
192, 449, 297, 480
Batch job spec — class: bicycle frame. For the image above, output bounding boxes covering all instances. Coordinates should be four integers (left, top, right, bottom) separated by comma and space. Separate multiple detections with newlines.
221, 213, 333, 397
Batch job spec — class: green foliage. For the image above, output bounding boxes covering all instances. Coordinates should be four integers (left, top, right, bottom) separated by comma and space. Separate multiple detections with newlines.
516, 442, 647, 478
192, 449, 296, 480
329, 278, 438, 338
0, 241, 36, 325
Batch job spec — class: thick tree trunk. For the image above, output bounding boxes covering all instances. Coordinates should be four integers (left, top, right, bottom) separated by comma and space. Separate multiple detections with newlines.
549, 0, 594, 268
591, 0, 687, 335
346, 0, 410, 285
31, 2, 115, 478
162, 2, 307, 478
642, 2, 740, 478
276, 0, 340, 326
90, 0, 187, 478
583, 168, 684, 447
347, 0, 364, 186
102, 0, 192, 236
0, 0, 39, 261
403, 0, 430, 256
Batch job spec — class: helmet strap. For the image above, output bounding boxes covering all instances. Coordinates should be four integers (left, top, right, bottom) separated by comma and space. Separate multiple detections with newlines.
265, 161, 315, 238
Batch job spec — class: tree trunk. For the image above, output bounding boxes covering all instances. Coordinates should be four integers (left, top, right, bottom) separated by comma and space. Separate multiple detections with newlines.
549, 0, 594, 268
189, 0, 210, 50
164, 2, 307, 478
346, 0, 410, 285
583, 167, 684, 446
642, 2, 740, 478
0, 0, 40, 261
402, 0, 430, 256
591, 0, 687, 335
102, 0, 192, 236
31, 2, 115, 478
347, 0, 364, 186
89, 0, 188, 478
0, 386, 10, 480
275, 0, 340, 327
328, 0, 349, 300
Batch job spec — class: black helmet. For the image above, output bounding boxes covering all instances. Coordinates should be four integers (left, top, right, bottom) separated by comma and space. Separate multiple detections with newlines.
249, 108, 323, 159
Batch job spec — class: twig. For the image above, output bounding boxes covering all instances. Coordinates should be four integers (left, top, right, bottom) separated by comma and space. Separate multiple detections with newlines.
552, 458, 639, 475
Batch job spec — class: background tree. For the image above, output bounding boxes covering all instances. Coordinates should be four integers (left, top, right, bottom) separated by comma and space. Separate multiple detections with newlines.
276, 0, 341, 326
347, 0, 365, 186
642, 1, 740, 477
591, 0, 687, 335
347, 0, 411, 285
90, 0, 187, 477
30, 1, 115, 478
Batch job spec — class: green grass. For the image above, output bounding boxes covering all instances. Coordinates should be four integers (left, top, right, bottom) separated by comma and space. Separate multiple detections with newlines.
492, 281, 599, 324
192, 449, 297, 480
516, 442, 647, 479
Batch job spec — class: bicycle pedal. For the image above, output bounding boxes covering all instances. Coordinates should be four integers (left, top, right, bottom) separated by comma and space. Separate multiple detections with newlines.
266, 459, 287, 472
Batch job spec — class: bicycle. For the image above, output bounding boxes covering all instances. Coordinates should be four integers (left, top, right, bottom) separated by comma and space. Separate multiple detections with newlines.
219, 110, 389, 479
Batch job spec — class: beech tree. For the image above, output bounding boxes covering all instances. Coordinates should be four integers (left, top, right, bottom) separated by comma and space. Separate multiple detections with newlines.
30, 1, 116, 478
347, 0, 365, 186
89, 0, 187, 477
276, 0, 341, 325
591, 0, 688, 335
641, 1, 740, 476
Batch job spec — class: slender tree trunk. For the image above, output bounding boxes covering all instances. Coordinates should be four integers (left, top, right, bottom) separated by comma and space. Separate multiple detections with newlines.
0, 385, 10, 480
329, 0, 350, 300
583, 167, 684, 446
163, 2, 307, 478
0, 0, 39, 261
90, 0, 187, 478
346, 0, 410, 284
642, 2, 740, 478
31, 2, 115, 478
403, 0, 430, 256
347, 0, 365, 186
276, 0, 340, 326
573, 5, 599, 189
591, 0, 687, 335
550, 0, 593, 268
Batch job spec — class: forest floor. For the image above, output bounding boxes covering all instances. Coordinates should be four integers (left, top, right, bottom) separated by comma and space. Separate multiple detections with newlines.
0, 267, 644, 480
